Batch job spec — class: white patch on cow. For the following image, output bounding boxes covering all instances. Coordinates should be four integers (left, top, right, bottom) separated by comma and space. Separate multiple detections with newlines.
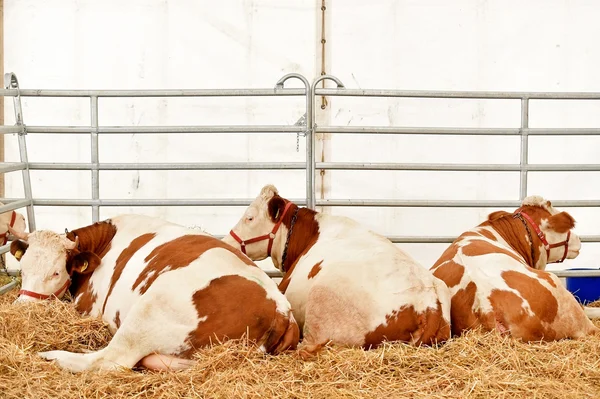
281, 212, 447, 337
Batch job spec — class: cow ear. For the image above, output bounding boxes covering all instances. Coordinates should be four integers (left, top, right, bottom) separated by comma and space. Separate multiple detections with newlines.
487, 211, 511, 221
547, 211, 575, 233
268, 196, 286, 222
10, 240, 29, 261
69, 252, 101, 275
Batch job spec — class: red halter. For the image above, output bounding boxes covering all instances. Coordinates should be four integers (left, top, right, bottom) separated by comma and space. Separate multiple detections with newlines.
1, 211, 18, 245
18, 278, 71, 301
229, 201, 294, 256
516, 211, 571, 263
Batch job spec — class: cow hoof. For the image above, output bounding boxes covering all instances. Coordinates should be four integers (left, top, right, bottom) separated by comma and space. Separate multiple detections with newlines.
38, 350, 103, 373
297, 343, 324, 360
38, 350, 62, 361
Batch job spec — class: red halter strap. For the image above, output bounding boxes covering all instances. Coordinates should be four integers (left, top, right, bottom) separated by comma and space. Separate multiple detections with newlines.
517, 211, 571, 263
229, 201, 294, 256
18, 278, 71, 301
1, 211, 17, 245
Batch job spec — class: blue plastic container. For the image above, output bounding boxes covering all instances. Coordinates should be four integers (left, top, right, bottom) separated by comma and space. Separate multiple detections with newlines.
565, 268, 600, 304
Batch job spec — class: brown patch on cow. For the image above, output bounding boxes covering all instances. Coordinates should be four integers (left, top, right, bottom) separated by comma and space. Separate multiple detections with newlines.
102, 233, 156, 313
432, 260, 464, 288
363, 302, 450, 348
66, 220, 117, 259
477, 228, 498, 242
114, 310, 121, 329
132, 235, 256, 295
64, 220, 118, 295
449, 281, 481, 336
481, 206, 558, 268
488, 289, 556, 341
487, 210, 511, 221
307, 261, 323, 279
72, 276, 97, 315
181, 275, 297, 357
502, 270, 558, 324
431, 243, 459, 270
528, 267, 557, 288
277, 245, 313, 294
261, 310, 299, 354
547, 211, 576, 233
270, 198, 320, 273
461, 240, 525, 265
459, 232, 482, 239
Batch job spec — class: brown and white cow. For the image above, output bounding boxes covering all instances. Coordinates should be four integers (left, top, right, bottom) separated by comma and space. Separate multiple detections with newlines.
430, 195, 599, 341
0, 203, 26, 245
223, 185, 451, 357
9, 214, 299, 372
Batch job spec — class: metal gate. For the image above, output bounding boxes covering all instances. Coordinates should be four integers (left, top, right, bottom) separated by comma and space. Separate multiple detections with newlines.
0, 72, 599, 287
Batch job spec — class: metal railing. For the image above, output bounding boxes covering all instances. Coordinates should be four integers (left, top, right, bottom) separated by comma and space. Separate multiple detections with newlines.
0, 72, 598, 284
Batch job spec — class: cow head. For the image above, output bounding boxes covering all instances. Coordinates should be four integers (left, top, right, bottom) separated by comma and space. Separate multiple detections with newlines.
503, 195, 581, 264
0, 207, 26, 244
223, 184, 292, 261
8, 228, 100, 303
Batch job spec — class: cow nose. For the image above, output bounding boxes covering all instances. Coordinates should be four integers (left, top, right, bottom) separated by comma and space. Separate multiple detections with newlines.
13, 295, 39, 304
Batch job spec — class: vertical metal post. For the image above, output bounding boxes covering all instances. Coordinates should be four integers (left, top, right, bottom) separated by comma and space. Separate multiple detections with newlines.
306, 89, 315, 209
90, 96, 100, 222
519, 98, 529, 200
310, 75, 344, 209
4, 72, 35, 231
275, 73, 313, 208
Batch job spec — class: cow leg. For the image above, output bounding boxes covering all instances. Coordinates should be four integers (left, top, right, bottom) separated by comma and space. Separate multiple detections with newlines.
39, 295, 199, 372
584, 306, 600, 320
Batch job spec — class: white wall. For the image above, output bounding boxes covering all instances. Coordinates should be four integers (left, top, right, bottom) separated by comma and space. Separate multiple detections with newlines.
3, 0, 600, 273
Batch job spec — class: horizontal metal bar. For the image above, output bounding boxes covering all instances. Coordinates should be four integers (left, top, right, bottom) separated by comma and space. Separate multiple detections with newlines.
550, 269, 600, 278
317, 199, 600, 207
0, 199, 33, 214
317, 126, 600, 136
23, 126, 305, 134
32, 198, 307, 207
0, 280, 17, 295
31, 162, 600, 172
28, 162, 307, 171
13, 125, 600, 136
1, 87, 598, 100
0, 88, 306, 97
0, 162, 26, 173
316, 163, 600, 172
0, 126, 24, 134
315, 88, 600, 100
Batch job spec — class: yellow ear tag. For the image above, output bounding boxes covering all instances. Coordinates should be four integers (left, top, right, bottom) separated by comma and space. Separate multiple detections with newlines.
14, 250, 23, 260
81, 260, 89, 272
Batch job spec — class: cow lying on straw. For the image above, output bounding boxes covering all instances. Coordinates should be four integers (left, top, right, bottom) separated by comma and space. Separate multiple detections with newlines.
223, 184, 451, 357
431, 195, 599, 341
8, 214, 299, 372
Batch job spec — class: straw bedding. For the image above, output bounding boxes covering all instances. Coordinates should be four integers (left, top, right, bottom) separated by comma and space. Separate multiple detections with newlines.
1, 288, 600, 399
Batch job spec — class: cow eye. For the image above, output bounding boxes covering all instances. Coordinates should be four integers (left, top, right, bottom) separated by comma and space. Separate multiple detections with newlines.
53, 272, 60, 277
247, 216, 254, 222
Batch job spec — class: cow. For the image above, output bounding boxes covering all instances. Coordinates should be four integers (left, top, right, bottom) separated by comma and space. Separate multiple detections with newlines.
222, 184, 451, 358
430, 195, 599, 341
0, 203, 26, 245
8, 214, 299, 372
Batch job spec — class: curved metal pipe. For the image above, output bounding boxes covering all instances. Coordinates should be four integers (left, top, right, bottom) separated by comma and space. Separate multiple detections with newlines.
308, 75, 345, 209
274, 74, 315, 209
